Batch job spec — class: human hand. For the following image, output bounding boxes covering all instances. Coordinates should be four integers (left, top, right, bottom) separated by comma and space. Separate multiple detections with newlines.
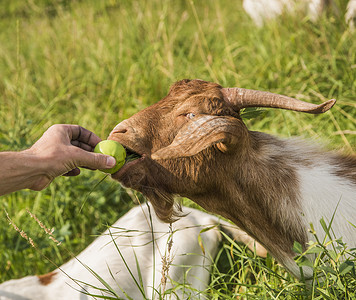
25, 124, 116, 190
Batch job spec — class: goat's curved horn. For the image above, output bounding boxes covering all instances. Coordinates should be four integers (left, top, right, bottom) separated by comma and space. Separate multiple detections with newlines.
221, 88, 336, 114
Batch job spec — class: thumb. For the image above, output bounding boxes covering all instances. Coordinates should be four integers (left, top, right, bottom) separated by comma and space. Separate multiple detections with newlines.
76, 150, 116, 170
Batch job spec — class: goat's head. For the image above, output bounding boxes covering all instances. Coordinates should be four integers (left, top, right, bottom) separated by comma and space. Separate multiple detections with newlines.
109, 79, 335, 222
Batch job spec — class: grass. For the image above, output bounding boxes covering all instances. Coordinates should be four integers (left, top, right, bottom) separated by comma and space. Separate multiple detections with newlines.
0, 0, 355, 298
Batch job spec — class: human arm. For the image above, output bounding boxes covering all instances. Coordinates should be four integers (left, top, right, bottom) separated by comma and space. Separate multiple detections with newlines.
0, 124, 116, 196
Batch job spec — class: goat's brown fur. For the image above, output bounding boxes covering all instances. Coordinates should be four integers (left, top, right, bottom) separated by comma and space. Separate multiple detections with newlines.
38, 272, 57, 285
332, 154, 356, 185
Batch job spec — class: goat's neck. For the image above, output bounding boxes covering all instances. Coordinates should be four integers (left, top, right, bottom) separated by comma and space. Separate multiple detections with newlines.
193, 132, 309, 269
196, 131, 355, 276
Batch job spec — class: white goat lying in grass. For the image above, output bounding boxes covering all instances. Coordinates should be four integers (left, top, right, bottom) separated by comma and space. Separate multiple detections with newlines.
243, 0, 356, 28
0, 205, 265, 300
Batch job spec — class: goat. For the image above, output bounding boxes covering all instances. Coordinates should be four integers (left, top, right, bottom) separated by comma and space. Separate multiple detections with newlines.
242, 0, 356, 28
0, 204, 265, 300
108, 79, 356, 278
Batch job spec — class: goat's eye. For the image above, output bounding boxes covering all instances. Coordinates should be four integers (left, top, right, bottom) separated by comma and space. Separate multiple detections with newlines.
186, 113, 196, 119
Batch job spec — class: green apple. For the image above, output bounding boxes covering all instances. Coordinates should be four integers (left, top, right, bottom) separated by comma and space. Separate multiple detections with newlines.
94, 140, 126, 174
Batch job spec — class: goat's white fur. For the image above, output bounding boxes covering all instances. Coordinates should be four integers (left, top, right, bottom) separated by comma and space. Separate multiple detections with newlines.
243, 0, 356, 28
299, 165, 355, 244
268, 139, 356, 277
282, 139, 356, 247
0, 205, 264, 300
346, 0, 356, 28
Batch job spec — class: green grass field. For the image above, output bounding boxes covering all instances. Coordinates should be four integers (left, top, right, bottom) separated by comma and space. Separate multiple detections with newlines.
0, 0, 355, 298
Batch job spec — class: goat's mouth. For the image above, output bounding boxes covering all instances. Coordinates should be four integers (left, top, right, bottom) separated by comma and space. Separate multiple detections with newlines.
124, 147, 142, 164
110, 145, 145, 180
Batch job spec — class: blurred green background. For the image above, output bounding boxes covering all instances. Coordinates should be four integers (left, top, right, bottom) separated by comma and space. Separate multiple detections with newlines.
0, 0, 355, 295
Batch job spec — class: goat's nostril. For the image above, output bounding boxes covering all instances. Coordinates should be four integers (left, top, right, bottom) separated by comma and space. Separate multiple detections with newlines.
113, 128, 128, 134
111, 123, 136, 136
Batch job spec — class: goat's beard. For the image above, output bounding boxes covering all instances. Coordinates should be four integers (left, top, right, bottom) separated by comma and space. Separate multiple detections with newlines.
140, 176, 183, 223
143, 187, 182, 223
112, 156, 185, 223
140, 151, 215, 223
114, 151, 210, 223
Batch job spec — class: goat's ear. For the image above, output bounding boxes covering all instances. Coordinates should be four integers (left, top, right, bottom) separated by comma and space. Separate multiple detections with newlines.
151, 115, 245, 160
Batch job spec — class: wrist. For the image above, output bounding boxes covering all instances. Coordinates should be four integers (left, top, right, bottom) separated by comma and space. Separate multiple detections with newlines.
21, 149, 52, 191
0, 150, 51, 196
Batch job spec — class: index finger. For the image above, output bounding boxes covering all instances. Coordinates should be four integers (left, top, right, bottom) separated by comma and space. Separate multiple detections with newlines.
69, 125, 102, 148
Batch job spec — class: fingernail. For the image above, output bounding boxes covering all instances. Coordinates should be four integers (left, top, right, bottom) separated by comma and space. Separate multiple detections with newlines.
106, 156, 116, 167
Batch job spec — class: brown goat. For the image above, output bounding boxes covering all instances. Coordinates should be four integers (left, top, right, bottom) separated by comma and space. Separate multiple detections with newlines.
109, 79, 356, 277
